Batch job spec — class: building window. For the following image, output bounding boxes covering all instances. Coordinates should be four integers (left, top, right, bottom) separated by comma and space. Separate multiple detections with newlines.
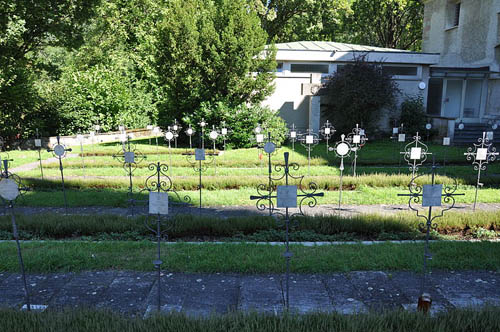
453, 3, 461, 27
276, 62, 283, 72
290, 63, 329, 74
382, 65, 418, 76
427, 78, 443, 116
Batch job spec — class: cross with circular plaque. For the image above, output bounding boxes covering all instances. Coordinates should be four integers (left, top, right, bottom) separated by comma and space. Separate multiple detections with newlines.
164, 127, 175, 176
199, 118, 207, 149
170, 119, 182, 148
464, 131, 499, 210
330, 134, 352, 210
185, 125, 196, 149
34, 129, 44, 180
47, 136, 72, 213
209, 125, 220, 174
219, 121, 231, 153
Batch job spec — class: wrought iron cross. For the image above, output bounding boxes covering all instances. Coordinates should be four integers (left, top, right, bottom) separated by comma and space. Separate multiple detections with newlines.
47, 136, 72, 213
288, 123, 299, 152
185, 125, 196, 149
320, 120, 336, 153
345, 124, 368, 177
400, 132, 432, 178
170, 119, 182, 148
298, 128, 321, 174
397, 161, 464, 313
250, 151, 324, 310
464, 131, 499, 210
330, 134, 352, 210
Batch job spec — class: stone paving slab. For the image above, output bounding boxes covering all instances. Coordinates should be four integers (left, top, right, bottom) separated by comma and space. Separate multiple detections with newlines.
1, 270, 499, 317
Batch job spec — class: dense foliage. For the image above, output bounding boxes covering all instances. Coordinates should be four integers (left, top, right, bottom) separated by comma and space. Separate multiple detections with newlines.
0, 0, 425, 147
155, 0, 276, 129
322, 56, 400, 135
399, 95, 427, 136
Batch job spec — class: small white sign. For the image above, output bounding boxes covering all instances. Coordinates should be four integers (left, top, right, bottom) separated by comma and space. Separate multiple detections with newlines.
173, 125, 178, 131
443, 137, 450, 146
221, 128, 228, 135
209, 131, 218, 140
336, 142, 349, 156
147, 125, 153, 130
195, 148, 205, 161
398, 134, 406, 142
264, 142, 276, 154
410, 147, 422, 160
290, 131, 296, 138
353, 135, 361, 144
54, 145, 65, 157
392, 127, 399, 134
476, 148, 488, 161
34, 139, 42, 147
165, 132, 174, 140
277, 185, 297, 208
422, 184, 443, 207
256, 134, 264, 143
120, 134, 127, 142
487, 131, 494, 141
124, 151, 135, 163
324, 127, 331, 135
149, 192, 169, 215
306, 135, 314, 144
0, 178, 19, 201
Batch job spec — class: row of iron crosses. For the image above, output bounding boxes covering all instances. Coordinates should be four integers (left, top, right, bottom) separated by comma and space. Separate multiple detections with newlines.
3, 130, 484, 314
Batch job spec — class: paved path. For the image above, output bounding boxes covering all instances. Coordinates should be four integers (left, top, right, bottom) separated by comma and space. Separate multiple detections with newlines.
10, 154, 79, 174
3, 202, 500, 218
0, 270, 498, 317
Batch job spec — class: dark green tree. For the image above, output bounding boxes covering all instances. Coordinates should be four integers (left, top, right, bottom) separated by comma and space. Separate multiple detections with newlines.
322, 56, 400, 135
155, 0, 276, 127
341, 0, 423, 51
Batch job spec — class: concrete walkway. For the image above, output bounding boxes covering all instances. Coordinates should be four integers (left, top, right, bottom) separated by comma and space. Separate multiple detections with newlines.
0, 270, 498, 317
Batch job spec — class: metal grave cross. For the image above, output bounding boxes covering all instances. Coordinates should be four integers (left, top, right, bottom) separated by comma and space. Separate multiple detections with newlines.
164, 127, 175, 176
400, 132, 432, 178
34, 129, 44, 179
185, 125, 196, 149
0, 160, 33, 311
298, 128, 321, 174
345, 124, 368, 176
141, 162, 191, 312
397, 161, 464, 313
250, 151, 324, 310
170, 119, 182, 148
390, 123, 406, 174
47, 136, 72, 213
464, 131, 499, 210
320, 120, 336, 153
219, 121, 231, 153
112, 135, 147, 215
288, 123, 299, 152
199, 118, 207, 149
329, 134, 352, 210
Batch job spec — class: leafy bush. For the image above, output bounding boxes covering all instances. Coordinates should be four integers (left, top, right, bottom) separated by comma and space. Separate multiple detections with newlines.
184, 102, 288, 148
322, 56, 400, 134
399, 95, 427, 136
155, 0, 276, 127
42, 63, 156, 135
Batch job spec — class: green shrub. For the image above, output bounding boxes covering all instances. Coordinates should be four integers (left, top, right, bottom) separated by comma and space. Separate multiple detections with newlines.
183, 101, 288, 148
399, 95, 427, 136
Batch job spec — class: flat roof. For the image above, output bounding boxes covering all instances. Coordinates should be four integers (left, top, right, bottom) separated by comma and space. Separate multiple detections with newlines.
269, 41, 440, 65
273, 41, 439, 55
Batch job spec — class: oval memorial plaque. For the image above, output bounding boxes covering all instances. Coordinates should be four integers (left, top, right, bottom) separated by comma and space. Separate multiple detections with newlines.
54, 145, 65, 157
264, 142, 276, 154
209, 131, 218, 140
0, 178, 19, 201
336, 142, 349, 156
165, 132, 174, 140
